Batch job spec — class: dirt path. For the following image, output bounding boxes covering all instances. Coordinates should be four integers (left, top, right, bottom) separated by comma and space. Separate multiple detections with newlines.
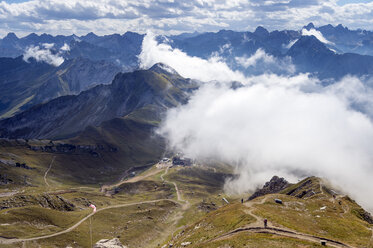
0, 199, 179, 245
0, 190, 19, 198
160, 166, 191, 245
243, 196, 269, 227
160, 166, 189, 207
44, 156, 55, 187
209, 196, 355, 248
0, 165, 190, 245
208, 226, 354, 248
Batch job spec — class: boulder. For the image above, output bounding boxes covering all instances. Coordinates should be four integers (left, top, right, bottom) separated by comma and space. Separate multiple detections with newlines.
249, 176, 290, 200
93, 238, 127, 248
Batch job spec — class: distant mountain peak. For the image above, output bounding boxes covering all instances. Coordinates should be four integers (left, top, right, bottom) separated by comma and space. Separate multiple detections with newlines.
123, 31, 142, 36
336, 23, 348, 31
4, 32, 18, 40
149, 63, 179, 76
25, 33, 38, 39
304, 22, 315, 30
288, 35, 333, 56
85, 32, 97, 38
254, 26, 269, 37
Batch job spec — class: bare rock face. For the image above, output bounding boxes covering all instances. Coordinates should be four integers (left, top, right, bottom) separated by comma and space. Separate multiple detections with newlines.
93, 238, 127, 248
248, 176, 290, 200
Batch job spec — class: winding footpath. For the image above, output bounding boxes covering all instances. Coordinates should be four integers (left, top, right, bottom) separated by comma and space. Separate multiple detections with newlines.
161, 166, 189, 208
0, 199, 180, 245
0, 164, 187, 245
44, 156, 55, 187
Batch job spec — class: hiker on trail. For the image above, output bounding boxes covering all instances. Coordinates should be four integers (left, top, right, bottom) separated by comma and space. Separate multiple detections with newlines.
241, 198, 243, 204
264, 219, 268, 228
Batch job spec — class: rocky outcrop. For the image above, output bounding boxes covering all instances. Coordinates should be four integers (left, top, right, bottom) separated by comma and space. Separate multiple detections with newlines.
93, 238, 127, 248
0, 194, 75, 211
29, 143, 117, 156
284, 177, 332, 199
0, 159, 32, 169
0, 174, 12, 185
249, 176, 290, 200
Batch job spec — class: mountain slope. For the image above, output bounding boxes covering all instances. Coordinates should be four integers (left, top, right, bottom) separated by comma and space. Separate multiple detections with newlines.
168, 176, 372, 248
0, 56, 120, 119
0, 63, 196, 139
288, 35, 373, 79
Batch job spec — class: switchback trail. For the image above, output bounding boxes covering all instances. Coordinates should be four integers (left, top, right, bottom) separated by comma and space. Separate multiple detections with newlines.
160, 166, 189, 207
0, 199, 180, 245
44, 156, 55, 187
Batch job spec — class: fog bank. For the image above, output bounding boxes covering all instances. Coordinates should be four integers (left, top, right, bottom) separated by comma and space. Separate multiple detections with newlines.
139, 33, 373, 211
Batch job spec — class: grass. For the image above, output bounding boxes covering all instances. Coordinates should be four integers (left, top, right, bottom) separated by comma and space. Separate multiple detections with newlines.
198, 232, 325, 248
170, 203, 256, 247
253, 194, 372, 247
0, 206, 89, 239
1, 150, 372, 248
35, 200, 179, 248
164, 166, 232, 204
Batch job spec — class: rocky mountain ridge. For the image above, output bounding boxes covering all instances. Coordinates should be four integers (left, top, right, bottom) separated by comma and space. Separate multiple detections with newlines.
0, 63, 197, 139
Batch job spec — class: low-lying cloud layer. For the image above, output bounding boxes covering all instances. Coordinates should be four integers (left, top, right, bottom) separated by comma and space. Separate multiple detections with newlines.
23, 43, 68, 66
139, 33, 373, 211
301, 28, 334, 45
139, 33, 246, 83
235, 49, 296, 75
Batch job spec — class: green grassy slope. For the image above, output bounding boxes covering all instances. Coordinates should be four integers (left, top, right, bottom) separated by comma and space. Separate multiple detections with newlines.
169, 176, 373, 248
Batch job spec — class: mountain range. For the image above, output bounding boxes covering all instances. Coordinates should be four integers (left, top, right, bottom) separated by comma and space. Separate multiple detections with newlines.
1, 23, 373, 140
1, 24, 373, 247
2, 23, 373, 80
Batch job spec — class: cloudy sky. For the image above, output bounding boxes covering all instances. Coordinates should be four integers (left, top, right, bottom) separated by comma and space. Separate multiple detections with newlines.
0, 0, 373, 37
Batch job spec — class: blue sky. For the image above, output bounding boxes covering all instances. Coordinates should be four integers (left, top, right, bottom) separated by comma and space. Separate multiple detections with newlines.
0, 0, 373, 37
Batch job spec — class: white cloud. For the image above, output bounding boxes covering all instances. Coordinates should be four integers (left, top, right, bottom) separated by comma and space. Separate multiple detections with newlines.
283, 39, 298, 49
42, 43, 54, 49
139, 31, 373, 211
235, 49, 296, 75
139, 32, 247, 83
158, 75, 373, 211
60, 43, 70, 51
23, 45, 64, 66
1, 0, 373, 36
301, 28, 334, 45
235, 49, 275, 67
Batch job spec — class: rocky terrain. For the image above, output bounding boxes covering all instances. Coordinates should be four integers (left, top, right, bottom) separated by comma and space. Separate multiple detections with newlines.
248, 176, 290, 200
